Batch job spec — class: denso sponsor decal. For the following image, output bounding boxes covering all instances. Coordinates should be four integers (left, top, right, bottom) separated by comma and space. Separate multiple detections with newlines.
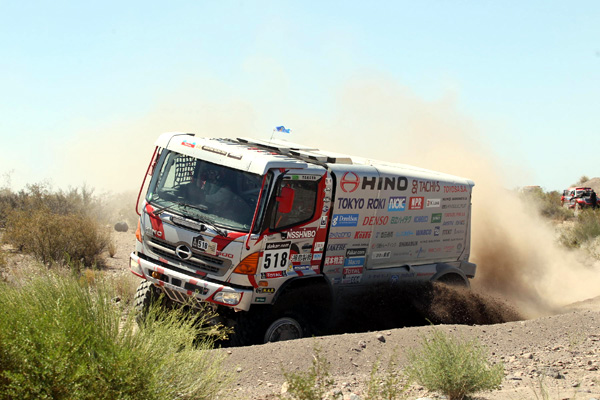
431, 213, 442, 223
324, 256, 345, 266
414, 216, 428, 223
426, 199, 441, 208
361, 176, 408, 191
329, 231, 352, 239
411, 180, 441, 194
362, 216, 389, 226
391, 216, 412, 224
327, 243, 346, 251
340, 172, 360, 193
343, 266, 363, 276
331, 214, 359, 227
409, 197, 424, 210
444, 185, 469, 193
388, 196, 406, 211
287, 229, 317, 239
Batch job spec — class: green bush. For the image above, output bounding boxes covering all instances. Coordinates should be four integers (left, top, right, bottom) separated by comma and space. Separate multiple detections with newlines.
0, 268, 229, 400
2, 207, 111, 268
405, 328, 504, 400
559, 209, 600, 249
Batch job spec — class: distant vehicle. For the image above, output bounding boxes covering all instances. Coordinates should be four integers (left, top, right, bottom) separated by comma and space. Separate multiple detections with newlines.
561, 187, 599, 209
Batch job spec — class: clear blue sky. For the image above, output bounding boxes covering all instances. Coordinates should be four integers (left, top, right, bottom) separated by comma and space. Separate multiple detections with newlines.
1, 1, 598, 193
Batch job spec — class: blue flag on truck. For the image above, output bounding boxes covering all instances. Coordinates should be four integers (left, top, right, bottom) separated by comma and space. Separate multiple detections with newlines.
275, 126, 290, 133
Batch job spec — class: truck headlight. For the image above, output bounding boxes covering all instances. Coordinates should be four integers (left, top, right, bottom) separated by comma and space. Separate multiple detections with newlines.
213, 291, 242, 305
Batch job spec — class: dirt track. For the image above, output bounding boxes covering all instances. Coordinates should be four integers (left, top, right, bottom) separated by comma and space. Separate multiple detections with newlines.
99, 231, 600, 400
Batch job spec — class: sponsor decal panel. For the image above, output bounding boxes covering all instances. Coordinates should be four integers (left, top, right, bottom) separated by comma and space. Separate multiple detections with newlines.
388, 196, 406, 211
409, 197, 424, 210
431, 213, 442, 223
325, 256, 345, 266
329, 231, 352, 239
362, 176, 408, 191
287, 229, 317, 239
373, 251, 391, 259
331, 214, 359, 227
411, 180, 441, 194
391, 216, 412, 224
426, 199, 441, 208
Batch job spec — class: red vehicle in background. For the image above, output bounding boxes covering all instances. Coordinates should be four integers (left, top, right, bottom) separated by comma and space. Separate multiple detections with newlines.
561, 187, 599, 209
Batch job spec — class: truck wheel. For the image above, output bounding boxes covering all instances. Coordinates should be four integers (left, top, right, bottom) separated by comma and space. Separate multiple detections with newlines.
263, 316, 304, 343
134, 280, 161, 324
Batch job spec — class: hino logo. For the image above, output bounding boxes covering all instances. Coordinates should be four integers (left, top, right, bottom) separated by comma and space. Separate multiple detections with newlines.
340, 172, 360, 193
175, 244, 193, 260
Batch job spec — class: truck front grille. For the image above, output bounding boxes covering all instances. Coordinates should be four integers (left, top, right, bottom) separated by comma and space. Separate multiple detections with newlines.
147, 238, 231, 276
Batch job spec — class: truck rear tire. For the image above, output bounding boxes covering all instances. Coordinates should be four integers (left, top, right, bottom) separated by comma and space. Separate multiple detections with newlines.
263, 317, 303, 343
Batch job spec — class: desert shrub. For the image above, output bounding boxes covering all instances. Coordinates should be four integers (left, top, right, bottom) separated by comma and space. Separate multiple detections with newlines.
2, 206, 111, 268
283, 343, 334, 400
559, 209, 600, 249
405, 328, 504, 400
0, 268, 229, 400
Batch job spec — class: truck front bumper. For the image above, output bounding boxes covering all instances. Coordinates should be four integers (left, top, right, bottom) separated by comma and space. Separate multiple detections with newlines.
130, 252, 253, 311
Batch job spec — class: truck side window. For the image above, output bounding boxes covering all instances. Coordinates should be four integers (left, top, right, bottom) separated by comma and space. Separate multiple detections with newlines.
269, 179, 319, 230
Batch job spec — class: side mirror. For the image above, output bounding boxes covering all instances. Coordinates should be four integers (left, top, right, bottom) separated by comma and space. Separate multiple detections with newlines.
276, 186, 295, 214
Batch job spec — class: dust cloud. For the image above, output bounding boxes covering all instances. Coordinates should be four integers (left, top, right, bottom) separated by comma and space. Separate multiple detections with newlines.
301, 77, 600, 317
61, 75, 599, 318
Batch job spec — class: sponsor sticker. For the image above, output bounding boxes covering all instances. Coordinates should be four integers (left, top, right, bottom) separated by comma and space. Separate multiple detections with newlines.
431, 213, 442, 223
331, 214, 359, 227
426, 199, 441, 208
388, 196, 407, 211
409, 197, 424, 210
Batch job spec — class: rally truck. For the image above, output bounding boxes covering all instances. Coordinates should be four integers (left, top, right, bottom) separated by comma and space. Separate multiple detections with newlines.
130, 133, 476, 345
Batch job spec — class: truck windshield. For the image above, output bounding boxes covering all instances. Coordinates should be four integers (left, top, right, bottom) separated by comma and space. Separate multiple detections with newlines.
147, 150, 265, 232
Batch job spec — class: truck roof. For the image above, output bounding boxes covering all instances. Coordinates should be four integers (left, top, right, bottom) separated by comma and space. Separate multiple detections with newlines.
156, 132, 474, 185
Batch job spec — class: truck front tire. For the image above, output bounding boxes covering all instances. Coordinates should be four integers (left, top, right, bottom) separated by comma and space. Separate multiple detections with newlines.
263, 316, 304, 343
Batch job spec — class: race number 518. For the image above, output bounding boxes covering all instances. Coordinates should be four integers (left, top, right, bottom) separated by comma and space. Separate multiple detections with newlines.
262, 242, 291, 270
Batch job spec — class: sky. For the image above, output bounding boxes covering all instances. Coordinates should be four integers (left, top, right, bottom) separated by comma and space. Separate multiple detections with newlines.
1, 1, 599, 193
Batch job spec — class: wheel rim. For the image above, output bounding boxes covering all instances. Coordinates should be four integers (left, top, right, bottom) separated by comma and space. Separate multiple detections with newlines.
264, 317, 303, 343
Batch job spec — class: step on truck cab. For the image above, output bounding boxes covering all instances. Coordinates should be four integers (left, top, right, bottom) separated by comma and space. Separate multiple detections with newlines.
130, 133, 476, 345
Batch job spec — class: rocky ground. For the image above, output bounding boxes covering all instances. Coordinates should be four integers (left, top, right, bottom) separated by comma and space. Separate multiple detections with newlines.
6, 230, 600, 400
103, 231, 600, 400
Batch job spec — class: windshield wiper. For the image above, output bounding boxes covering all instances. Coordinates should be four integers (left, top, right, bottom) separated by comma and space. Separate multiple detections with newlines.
176, 203, 228, 237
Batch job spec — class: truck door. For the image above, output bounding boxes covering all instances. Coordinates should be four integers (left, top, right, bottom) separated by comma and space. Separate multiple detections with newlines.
256, 171, 330, 287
